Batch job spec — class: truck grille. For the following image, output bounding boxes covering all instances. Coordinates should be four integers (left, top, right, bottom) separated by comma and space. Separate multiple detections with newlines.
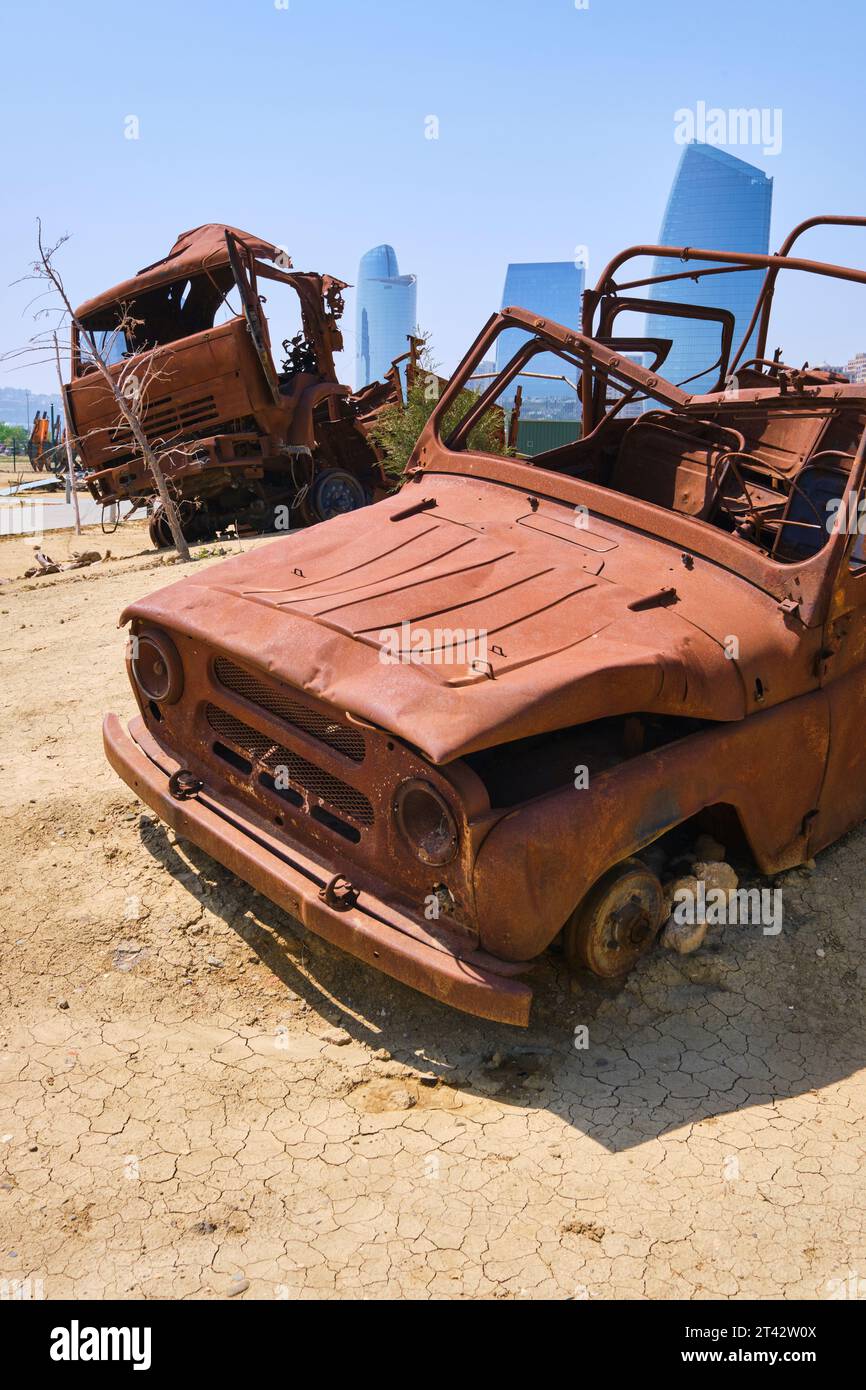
205, 704, 373, 827
141, 393, 219, 442
214, 658, 365, 762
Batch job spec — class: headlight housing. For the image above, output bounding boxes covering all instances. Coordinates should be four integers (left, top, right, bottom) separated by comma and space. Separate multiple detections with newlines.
129, 627, 184, 705
394, 779, 459, 865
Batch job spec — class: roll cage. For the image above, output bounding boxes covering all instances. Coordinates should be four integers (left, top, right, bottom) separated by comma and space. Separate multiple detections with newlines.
581, 213, 866, 425
416, 217, 866, 623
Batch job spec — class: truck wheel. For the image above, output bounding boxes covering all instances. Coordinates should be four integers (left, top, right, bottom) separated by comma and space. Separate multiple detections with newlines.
148, 501, 208, 549
563, 858, 664, 979
148, 506, 174, 549
306, 468, 368, 523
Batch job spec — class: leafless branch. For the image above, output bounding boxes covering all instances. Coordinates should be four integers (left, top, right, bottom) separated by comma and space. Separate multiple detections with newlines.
30, 219, 192, 560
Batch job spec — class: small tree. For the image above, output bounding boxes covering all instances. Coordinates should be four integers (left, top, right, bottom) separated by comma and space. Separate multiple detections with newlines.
0, 424, 28, 450
13, 224, 192, 560
368, 332, 511, 484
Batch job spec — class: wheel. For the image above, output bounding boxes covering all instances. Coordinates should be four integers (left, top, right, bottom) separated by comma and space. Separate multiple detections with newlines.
148, 500, 208, 549
563, 858, 663, 979
148, 506, 174, 549
306, 468, 368, 523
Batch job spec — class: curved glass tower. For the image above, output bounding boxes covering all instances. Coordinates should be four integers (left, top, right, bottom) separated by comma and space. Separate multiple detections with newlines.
646, 143, 772, 392
354, 245, 417, 387
493, 261, 584, 418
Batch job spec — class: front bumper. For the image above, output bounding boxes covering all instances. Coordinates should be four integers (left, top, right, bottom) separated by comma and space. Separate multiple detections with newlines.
103, 714, 533, 1026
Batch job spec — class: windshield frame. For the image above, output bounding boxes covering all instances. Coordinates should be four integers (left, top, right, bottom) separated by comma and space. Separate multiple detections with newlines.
417, 307, 866, 626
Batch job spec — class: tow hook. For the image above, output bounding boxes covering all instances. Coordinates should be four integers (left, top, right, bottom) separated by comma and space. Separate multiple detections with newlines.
168, 769, 203, 800
319, 875, 360, 911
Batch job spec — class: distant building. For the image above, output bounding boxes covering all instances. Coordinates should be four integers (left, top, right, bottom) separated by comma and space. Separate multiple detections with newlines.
617, 352, 651, 419
468, 358, 497, 394
355, 245, 417, 388
844, 352, 866, 383
494, 262, 584, 419
646, 143, 773, 393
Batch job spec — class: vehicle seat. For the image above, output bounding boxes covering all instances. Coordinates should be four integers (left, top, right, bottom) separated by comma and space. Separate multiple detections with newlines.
772, 464, 848, 562
609, 413, 728, 519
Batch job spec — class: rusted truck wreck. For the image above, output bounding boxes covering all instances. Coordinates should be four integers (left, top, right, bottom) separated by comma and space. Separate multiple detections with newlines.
105, 215, 866, 1025
65, 225, 394, 545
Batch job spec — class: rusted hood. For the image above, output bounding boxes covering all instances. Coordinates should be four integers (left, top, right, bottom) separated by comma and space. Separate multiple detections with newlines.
121, 475, 759, 764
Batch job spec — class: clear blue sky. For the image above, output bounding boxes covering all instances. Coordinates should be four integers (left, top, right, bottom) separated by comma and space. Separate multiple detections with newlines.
2, 0, 864, 394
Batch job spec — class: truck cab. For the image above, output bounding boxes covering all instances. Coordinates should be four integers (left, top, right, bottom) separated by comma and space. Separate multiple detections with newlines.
66, 224, 389, 545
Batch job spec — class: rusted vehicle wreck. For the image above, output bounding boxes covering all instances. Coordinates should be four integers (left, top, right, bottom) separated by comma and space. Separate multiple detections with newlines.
65, 225, 393, 545
105, 215, 866, 1025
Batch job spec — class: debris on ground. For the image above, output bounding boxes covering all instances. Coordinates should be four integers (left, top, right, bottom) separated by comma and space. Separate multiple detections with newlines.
659, 845, 741, 954
22, 547, 107, 579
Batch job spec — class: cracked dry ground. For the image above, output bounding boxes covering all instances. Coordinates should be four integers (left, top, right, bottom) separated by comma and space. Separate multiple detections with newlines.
1, 535, 865, 1301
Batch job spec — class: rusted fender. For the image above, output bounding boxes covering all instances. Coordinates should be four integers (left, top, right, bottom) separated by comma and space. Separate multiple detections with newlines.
473, 688, 830, 962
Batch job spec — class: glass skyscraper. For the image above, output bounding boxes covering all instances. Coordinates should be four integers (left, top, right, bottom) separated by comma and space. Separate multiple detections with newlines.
646, 143, 772, 392
493, 262, 585, 418
354, 245, 417, 387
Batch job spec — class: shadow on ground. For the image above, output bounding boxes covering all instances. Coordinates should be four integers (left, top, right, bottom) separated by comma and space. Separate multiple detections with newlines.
141, 815, 866, 1156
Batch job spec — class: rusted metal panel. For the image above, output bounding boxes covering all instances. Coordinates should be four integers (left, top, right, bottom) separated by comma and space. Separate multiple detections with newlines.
224, 229, 282, 406
103, 715, 532, 1026
104, 214, 866, 1023
471, 691, 831, 962
70, 317, 267, 472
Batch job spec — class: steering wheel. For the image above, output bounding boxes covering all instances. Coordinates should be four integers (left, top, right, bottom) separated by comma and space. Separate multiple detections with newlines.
713, 452, 827, 547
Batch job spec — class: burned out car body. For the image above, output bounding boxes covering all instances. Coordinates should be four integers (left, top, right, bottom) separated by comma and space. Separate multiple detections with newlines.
105, 215, 866, 1025
65, 224, 395, 545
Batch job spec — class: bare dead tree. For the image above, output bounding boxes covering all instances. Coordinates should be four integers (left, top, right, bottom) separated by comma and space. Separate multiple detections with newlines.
27, 223, 192, 561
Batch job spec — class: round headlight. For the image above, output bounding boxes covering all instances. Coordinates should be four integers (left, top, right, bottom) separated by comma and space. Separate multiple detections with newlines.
394, 780, 458, 866
129, 627, 183, 705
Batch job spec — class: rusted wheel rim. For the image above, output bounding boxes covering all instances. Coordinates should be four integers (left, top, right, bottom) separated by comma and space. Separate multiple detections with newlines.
310, 469, 367, 522
148, 507, 175, 549
564, 857, 663, 979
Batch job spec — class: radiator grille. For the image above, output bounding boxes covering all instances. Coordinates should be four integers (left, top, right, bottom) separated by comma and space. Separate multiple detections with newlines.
213, 657, 365, 762
141, 393, 219, 441
205, 704, 373, 827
